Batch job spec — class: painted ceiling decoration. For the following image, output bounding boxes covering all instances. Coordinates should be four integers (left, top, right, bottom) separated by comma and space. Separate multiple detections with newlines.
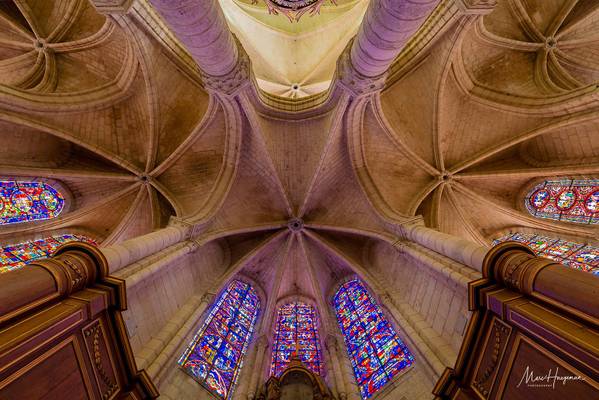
221, 0, 368, 97
253, 0, 338, 22
1, 0, 599, 398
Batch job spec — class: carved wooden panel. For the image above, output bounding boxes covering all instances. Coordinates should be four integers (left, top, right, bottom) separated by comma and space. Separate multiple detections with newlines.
496, 334, 599, 399
471, 317, 511, 399
82, 319, 120, 400
0, 337, 93, 400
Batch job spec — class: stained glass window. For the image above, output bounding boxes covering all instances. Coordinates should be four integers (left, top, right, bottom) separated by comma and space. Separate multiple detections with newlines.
179, 280, 260, 400
0, 234, 96, 273
525, 179, 599, 225
0, 181, 65, 225
494, 232, 599, 276
333, 279, 414, 399
270, 302, 322, 377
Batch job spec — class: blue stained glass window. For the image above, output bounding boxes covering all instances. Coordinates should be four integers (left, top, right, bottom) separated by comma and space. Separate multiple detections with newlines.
333, 279, 414, 399
270, 302, 323, 377
0, 181, 65, 225
0, 234, 96, 273
494, 232, 599, 276
179, 280, 260, 400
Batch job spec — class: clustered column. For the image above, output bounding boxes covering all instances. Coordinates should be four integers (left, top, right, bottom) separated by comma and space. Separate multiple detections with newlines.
246, 335, 269, 399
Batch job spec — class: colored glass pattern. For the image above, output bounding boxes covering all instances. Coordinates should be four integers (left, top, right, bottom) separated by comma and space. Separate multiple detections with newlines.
0, 234, 96, 273
333, 279, 414, 399
525, 179, 599, 225
494, 232, 599, 276
179, 280, 260, 400
270, 302, 323, 377
0, 181, 65, 225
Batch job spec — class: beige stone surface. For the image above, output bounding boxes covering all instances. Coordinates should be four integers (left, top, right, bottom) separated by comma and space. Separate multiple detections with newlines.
1, 0, 598, 399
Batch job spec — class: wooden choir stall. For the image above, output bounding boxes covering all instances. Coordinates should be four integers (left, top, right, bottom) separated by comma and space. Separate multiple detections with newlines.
0, 242, 158, 400
434, 241, 599, 399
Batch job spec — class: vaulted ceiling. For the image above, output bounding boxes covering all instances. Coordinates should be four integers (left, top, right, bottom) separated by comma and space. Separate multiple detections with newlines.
0, 0, 598, 308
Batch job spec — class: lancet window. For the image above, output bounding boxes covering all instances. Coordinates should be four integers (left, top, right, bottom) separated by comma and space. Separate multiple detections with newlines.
179, 280, 260, 400
333, 279, 414, 399
270, 301, 323, 377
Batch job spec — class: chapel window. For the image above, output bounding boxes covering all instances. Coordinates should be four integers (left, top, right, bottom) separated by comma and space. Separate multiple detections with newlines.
179, 280, 260, 399
333, 279, 414, 399
0, 180, 65, 225
525, 179, 599, 225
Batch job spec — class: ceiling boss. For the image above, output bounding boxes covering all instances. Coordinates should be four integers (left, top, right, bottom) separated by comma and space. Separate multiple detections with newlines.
252, 0, 338, 21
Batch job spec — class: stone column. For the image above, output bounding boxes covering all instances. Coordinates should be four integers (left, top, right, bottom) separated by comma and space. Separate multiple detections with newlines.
336, 338, 362, 400
101, 223, 191, 273
143, 292, 215, 383
247, 335, 269, 400
325, 335, 347, 400
146, 0, 250, 95
351, 0, 441, 78
402, 224, 487, 271
115, 240, 198, 288
147, 0, 237, 76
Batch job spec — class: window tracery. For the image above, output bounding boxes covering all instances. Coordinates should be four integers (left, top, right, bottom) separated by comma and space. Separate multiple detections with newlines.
0, 234, 96, 273
525, 179, 599, 225
179, 280, 260, 400
494, 232, 599, 276
270, 301, 322, 378
0, 181, 65, 225
333, 279, 414, 399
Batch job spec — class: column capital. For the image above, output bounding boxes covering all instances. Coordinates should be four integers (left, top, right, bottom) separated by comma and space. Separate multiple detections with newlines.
201, 292, 216, 304
89, 0, 133, 14
201, 40, 252, 96
325, 334, 340, 351
335, 42, 388, 97
455, 0, 497, 15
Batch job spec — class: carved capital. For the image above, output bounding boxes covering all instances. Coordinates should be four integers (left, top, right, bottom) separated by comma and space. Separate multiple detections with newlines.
325, 335, 339, 351
89, 0, 134, 14
336, 43, 387, 97
256, 334, 270, 349
201, 40, 252, 96
201, 292, 216, 304
455, 0, 497, 15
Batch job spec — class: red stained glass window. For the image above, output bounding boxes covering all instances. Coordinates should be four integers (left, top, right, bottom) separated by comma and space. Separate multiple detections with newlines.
0, 181, 65, 225
526, 179, 599, 225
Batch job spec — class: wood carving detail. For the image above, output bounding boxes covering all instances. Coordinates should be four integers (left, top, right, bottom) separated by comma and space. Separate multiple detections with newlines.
84, 320, 119, 399
472, 318, 511, 398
